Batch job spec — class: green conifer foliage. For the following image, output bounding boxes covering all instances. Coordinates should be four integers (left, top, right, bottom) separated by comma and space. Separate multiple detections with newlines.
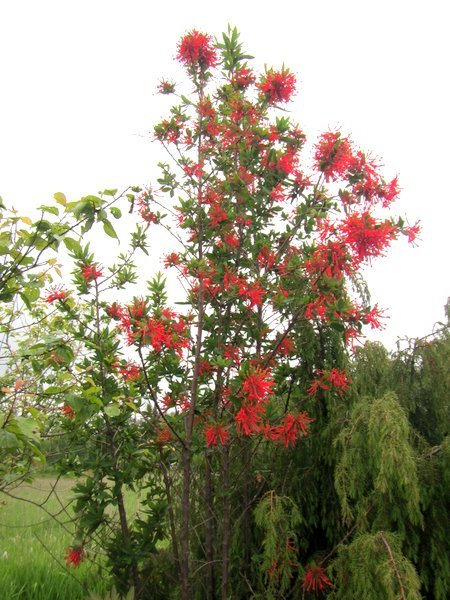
329, 531, 421, 600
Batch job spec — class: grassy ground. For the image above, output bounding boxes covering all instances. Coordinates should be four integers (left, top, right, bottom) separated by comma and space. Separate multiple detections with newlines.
0, 477, 129, 599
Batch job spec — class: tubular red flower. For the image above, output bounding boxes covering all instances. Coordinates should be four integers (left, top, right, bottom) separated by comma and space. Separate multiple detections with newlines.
340, 211, 398, 262
204, 423, 230, 447
314, 131, 354, 181
44, 287, 67, 303
242, 368, 274, 403
65, 546, 84, 567
60, 405, 75, 420
302, 563, 332, 593
177, 30, 217, 70
232, 67, 256, 89
156, 426, 173, 444
81, 263, 102, 281
258, 69, 296, 104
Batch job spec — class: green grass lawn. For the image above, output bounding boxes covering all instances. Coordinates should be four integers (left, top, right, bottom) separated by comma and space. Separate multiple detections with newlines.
0, 477, 122, 599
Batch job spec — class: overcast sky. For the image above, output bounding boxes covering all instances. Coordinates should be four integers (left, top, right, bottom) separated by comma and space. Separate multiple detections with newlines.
1, 0, 448, 348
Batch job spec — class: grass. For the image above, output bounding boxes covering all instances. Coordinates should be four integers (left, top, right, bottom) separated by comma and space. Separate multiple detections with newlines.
0, 477, 138, 599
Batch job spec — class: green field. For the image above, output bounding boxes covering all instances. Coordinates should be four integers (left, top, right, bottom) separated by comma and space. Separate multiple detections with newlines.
0, 477, 131, 599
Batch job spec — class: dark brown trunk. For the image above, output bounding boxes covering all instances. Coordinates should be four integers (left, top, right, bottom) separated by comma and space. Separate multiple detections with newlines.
180, 445, 192, 600
204, 452, 216, 599
221, 446, 231, 600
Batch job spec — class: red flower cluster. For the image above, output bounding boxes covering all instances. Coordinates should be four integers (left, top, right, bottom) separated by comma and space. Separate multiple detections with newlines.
235, 404, 266, 436
223, 268, 266, 309
164, 252, 180, 268
301, 563, 332, 593
81, 263, 102, 282
242, 367, 274, 403
314, 131, 354, 181
60, 405, 75, 420
232, 67, 256, 89
258, 69, 296, 104
266, 412, 314, 447
136, 191, 157, 224
177, 30, 217, 70
307, 369, 351, 396
156, 425, 172, 445
304, 241, 353, 280
118, 362, 141, 382
340, 211, 397, 263
204, 422, 230, 447
119, 305, 190, 357
404, 223, 420, 245
106, 302, 125, 320
65, 546, 84, 567
157, 79, 175, 94
44, 287, 67, 303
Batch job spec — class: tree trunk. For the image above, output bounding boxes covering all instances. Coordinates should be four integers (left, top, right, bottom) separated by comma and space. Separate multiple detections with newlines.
204, 452, 216, 599
221, 446, 231, 600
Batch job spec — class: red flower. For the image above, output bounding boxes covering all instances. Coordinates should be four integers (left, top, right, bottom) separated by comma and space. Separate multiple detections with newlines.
44, 287, 67, 303
60, 405, 75, 420
302, 563, 332, 593
242, 368, 274, 403
183, 162, 204, 178
118, 362, 141, 382
157, 79, 175, 94
268, 412, 314, 447
81, 263, 102, 282
258, 69, 296, 104
224, 344, 241, 366
65, 546, 84, 567
238, 280, 265, 309
277, 336, 296, 356
328, 368, 351, 392
198, 360, 215, 376
304, 242, 353, 280
106, 302, 124, 320
235, 404, 265, 435
308, 369, 351, 396
204, 423, 230, 447
177, 30, 217, 70
314, 131, 354, 181
136, 191, 157, 223
156, 426, 172, 444
404, 222, 420, 245
223, 232, 240, 248
340, 211, 397, 262
232, 67, 256, 89
363, 304, 385, 330
164, 252, 180, 268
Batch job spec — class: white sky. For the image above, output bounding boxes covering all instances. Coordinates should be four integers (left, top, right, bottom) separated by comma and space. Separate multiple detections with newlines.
1, 0, 449, 348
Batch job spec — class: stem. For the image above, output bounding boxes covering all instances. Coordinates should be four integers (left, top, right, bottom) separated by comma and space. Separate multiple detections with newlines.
380, 533, 407, 600
159, 448, 180, 572
180, 75, 206, 600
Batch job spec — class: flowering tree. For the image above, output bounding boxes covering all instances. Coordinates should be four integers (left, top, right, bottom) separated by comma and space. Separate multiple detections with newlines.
2, 27, 433, 600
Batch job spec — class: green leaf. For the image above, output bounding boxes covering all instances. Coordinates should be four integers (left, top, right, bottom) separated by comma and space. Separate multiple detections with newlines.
63, 237, 81, 254
110, 206, 122, 219
54, 192, 67, 206
39, 205, 59, 216
0, 429, 19, 449
103, 220, 118, 240
15, 416, 40, 439
104, 404, 121, 418
101, 188, 118, 197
